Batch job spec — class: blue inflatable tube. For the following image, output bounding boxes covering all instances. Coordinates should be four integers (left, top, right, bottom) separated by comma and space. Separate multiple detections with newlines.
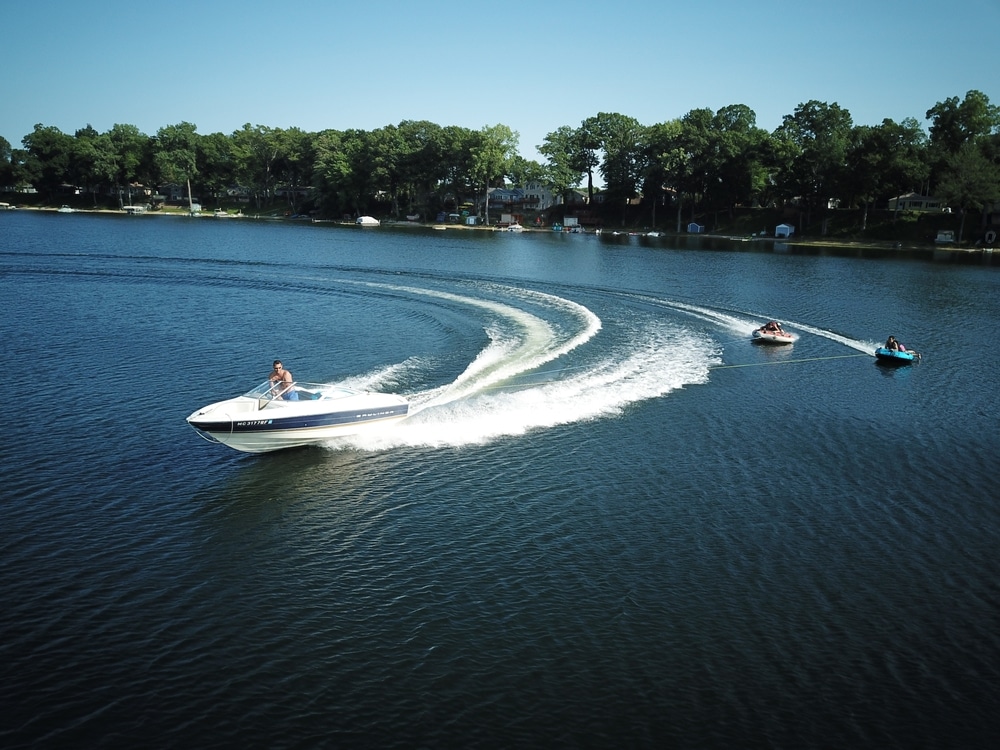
875, 347, 918, 364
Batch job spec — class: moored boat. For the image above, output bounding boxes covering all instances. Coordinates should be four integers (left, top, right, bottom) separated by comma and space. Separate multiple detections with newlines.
186, 380, 409, 453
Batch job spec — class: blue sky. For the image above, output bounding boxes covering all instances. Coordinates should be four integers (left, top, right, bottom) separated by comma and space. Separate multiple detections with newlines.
4, 0, 998, 162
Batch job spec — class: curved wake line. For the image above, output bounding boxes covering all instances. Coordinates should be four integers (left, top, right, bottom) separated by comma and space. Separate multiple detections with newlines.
779, 321, 878, 354
648, 297, 878, 355
319, 284, 715, 450
338, 327, 715, 450
350, 281, 603, 409
318, 285, 882, 452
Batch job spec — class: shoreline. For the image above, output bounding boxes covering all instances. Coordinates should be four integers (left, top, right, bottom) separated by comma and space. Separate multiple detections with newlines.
7, 204, 989, 254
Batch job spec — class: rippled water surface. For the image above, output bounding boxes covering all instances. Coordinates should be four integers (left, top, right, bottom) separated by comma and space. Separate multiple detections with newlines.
2, 211, 999, 748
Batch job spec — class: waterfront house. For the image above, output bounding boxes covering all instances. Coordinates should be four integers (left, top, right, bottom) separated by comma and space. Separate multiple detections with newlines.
522, 180, 556, 211
888, 193, 945, 211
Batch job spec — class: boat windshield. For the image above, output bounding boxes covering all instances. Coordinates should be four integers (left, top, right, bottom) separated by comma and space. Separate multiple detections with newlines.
244, 380, 358, 403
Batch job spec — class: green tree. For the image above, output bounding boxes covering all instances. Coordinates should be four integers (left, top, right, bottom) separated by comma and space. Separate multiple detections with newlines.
6, 147, 37, 192
71, 125, 116, 206
273, 127, 315, 213
22, 124, 75, 200
925, 90, 1000, 212
312, 128, 349, 216
367, 124, 408, 218
926, 90, 1000, 154
396, 120, 448, 216
506, 154, 545, 191
644, 118, 696, 232
934, 141, 1000, 242
340, 128, 380, 216
641, 120, 683, 229
676, 109, 716, 227
232, 124, 281, 210
843, 118, 928, 230
589, 112, 646, 225
471, 124, 518, 224
0, 137, 33, 193
707, 104, 771, 217
436, 125, 478, 213
106, 124, 149, 208
196, 132, 237, 208
155, 122, 199, 211
0, 135, 12, 188
774, 101, 854, 232
574, 119, 602, 205
539, 125, 587, 205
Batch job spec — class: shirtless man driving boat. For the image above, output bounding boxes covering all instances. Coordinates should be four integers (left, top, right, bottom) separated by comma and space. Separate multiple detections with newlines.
268, 360, 298, 400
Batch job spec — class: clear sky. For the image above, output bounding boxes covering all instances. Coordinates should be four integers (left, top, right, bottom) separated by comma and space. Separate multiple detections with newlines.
4, 0, 998, 163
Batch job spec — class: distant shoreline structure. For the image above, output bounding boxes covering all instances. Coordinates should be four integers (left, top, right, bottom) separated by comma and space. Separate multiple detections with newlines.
7, 204, 991, 256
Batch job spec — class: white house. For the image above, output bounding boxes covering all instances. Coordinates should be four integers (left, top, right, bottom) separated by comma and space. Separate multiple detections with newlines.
687, 222, 705, 233
775, 223, 795, 238
888, 193, 944, 211
522, 180, 556, 211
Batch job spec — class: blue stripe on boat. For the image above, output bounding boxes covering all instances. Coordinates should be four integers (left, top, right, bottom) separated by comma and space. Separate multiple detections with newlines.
191, 404, 408, 433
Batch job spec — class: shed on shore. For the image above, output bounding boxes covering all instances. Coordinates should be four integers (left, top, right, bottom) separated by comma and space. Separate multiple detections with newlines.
775, 223, 795, 238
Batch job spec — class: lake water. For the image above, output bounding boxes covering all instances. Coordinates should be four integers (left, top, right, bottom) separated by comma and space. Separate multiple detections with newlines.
2, 211, 999, 749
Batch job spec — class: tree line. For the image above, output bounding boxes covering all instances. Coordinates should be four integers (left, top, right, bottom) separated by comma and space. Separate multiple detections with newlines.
1, 90, 998, 238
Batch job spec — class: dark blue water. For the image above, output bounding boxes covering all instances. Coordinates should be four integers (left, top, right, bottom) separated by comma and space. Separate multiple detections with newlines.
2, 211, 999, 749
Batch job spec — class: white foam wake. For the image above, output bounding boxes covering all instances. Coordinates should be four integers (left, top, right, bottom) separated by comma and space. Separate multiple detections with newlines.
345, 329, 714, 449
319, 284, 881, 451
324, 284, 716, 450
655, 298, 876, 354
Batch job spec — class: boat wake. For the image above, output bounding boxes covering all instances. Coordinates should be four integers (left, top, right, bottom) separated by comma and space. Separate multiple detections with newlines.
646, 297, 878, 354
321, 283, 877, 451
325, 282, 717, 450
779, 322, 879, 355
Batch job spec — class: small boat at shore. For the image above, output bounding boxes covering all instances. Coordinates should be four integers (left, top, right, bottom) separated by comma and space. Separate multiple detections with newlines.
186, 380, 409, 453
752, 322, 794, 345
874, 347, 920, 365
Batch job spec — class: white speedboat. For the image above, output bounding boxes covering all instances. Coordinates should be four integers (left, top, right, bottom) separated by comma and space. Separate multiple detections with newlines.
186, 380, 408, 453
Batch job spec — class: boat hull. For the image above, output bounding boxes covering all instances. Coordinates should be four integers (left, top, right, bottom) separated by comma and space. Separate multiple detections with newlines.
186, 389, 409, 453
874, 347, 917, 365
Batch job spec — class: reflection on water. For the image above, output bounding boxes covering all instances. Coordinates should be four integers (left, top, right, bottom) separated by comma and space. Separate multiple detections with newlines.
875, 359, 917, 378
2, 211, 999, 749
